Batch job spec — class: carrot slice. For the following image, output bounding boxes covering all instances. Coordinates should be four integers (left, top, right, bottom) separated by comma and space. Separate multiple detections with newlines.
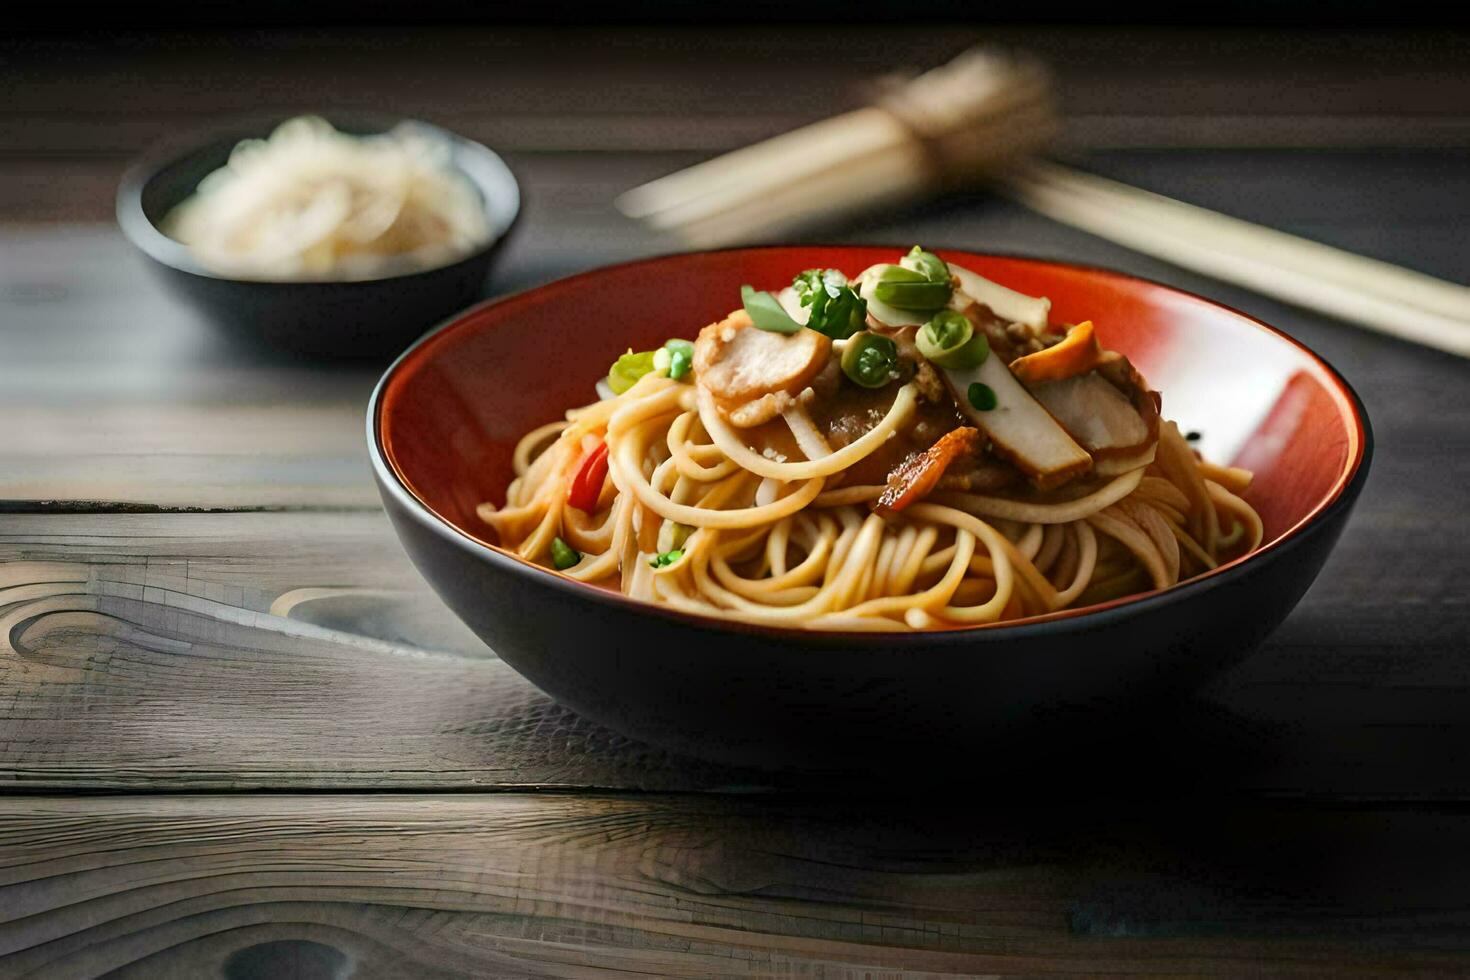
874, 427, 982, 516
1009, 320, 1106, 385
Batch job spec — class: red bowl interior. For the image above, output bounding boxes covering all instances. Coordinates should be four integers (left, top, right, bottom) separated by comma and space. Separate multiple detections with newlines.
377, 247, 1367, 617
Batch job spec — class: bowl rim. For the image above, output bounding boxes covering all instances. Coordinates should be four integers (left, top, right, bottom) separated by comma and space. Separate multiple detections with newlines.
115, 112, 521, 285
367, 246, 1373, 644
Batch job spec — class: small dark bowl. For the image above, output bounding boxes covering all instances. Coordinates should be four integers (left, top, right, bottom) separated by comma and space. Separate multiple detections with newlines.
117, 115, 520, 358
368, 247, 1372, 770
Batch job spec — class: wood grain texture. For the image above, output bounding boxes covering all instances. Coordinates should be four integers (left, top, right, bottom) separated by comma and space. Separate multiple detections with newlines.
0, 512, 788, 793
5, 28, 1470, 224
3, 793, 1470, 977
2, 506, 1469, 797
2, 27, 1470, 975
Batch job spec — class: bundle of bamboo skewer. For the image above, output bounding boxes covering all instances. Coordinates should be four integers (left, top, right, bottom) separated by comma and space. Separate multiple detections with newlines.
616, 46, 1470, 358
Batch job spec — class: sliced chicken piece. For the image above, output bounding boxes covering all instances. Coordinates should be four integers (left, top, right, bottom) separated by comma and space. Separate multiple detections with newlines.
940, 355, 1093, 490
694, 309, 831, 427
874, 427, 982, 516
949, 263, 1051, 331
1029, 372, 1147, 450
1026, 356, 1162, 477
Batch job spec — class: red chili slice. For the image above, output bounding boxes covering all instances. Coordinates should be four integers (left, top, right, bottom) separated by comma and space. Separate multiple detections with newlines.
567, 441, 610, 513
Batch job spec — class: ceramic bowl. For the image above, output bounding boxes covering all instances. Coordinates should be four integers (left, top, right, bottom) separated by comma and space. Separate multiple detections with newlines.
117, 115, 520, 358
368, 247, 1371, 769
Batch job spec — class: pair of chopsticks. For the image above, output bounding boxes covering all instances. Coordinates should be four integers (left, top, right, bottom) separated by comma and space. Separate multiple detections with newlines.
616, 46, 1470, 359
1001, 161, 1470, 358
617, 49, 1057, 250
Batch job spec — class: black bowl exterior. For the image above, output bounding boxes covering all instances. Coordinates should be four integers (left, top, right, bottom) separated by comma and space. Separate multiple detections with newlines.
116, 116, 520, 359
374, 461, 1367, 771
136, 247, 504, 358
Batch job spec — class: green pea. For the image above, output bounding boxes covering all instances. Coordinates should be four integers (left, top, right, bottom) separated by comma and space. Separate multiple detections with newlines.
967, 382, 998, 412
841, 331, 900, 389
917, 310, 990, 370
550, 537, 581, 570
608, 349, 657, 394
900, 245, 950, 284
872, 265, 951, 311
649, 548, 685, 568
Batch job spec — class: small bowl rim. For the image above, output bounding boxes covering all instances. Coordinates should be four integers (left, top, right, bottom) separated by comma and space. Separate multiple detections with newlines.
367, 246, 1373, 645
115, 111, 521, 285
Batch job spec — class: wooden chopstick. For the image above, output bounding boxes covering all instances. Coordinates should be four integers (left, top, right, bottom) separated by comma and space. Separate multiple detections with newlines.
1011, 161, 1470, 322
1001, 162, 1470, 357
616, 47, 1056, 244
616, 41, 1469, 358
660, 101, 1057, 248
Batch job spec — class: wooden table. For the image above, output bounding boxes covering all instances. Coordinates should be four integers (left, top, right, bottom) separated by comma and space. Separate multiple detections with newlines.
3, 26, 1470, 976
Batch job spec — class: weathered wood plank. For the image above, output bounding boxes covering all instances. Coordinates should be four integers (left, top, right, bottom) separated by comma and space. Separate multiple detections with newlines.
5, 28, 1470, 226
0, 511, 788, 793
3, 145, 1467, 509
2, 793, 1468, 977
1, 509, 1468, 796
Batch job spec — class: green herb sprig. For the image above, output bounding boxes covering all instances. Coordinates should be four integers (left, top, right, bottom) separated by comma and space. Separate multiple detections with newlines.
792, 268, 867, 339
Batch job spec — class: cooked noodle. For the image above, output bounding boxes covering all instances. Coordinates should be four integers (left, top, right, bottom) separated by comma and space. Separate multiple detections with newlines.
164, 116, 490, 281
477, 251, 1263, 631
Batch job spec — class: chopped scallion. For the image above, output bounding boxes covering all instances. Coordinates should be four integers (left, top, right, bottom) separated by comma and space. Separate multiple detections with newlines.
872, 264, 951, 311
967, 382, 998, 412
899, 245, 950, 284
841, 331, 901, 389
916, 310, 989, 369
667, 343, 693, 380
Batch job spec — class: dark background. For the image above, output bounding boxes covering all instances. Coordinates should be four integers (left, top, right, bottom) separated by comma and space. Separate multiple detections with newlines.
14, 1, 1470, 27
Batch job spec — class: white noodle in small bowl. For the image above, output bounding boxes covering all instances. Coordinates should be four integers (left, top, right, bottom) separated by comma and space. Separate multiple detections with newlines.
163, 116, 494, 282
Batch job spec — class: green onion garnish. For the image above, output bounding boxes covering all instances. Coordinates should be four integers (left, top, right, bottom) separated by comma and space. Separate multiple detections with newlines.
967, 382, 998, 412
899, 245, 950, 285
664, 338, 695, 380
871, 264, 952, 311
792, 268, 867, 339
550, 537, 581, 570
607, 349, 657, 394
841, 331, 901, 389
740, 285, 803, 334
916, 310, 989, 370
649, 548, 685, 568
